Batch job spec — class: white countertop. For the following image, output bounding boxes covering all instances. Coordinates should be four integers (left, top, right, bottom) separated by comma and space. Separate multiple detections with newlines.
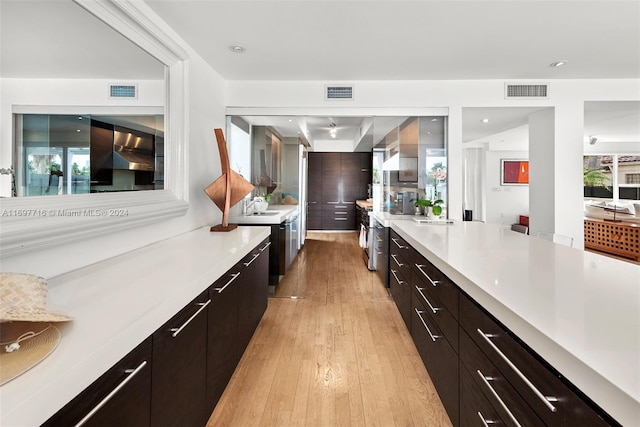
229, 204, 299, 225
391, 220, 640, 426
0, 226, 270, 427
372, 209, 418, 226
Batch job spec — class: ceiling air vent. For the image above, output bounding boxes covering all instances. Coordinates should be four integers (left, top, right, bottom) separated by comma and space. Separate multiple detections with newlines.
109, 84, 138, 99
326, 85, 353, 100
505, 83, 549, 99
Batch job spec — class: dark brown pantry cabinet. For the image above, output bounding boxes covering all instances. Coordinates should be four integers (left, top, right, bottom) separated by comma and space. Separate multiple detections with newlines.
307, 152, 371, 231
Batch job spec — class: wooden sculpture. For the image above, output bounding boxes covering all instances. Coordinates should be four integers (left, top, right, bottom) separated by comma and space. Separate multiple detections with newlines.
205, 128, 254, 232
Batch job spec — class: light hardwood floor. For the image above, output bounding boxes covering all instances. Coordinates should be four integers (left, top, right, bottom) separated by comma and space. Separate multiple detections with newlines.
207, 232, 452, 427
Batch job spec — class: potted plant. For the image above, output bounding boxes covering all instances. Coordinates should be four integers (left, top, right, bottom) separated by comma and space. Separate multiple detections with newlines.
417, 199, 444, 218
414, 198, 429, 215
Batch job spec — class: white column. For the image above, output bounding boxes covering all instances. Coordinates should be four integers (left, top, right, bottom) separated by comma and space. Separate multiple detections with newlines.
448, 105, 463, 220
528, 109, 555, 237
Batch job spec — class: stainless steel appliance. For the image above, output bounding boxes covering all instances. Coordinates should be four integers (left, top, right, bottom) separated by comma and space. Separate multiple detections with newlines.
360, 206, 375, 270
394, 191, 416, 214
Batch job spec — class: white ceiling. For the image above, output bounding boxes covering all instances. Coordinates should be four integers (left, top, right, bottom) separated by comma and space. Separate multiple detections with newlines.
1, 1, 638, 147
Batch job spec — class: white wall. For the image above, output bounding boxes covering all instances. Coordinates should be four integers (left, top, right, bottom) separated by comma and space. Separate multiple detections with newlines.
1, 12, 227, 278
226, 79, 640, 248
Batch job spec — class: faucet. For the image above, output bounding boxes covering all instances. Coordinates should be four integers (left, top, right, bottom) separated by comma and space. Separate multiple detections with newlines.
243, 197, 256, 216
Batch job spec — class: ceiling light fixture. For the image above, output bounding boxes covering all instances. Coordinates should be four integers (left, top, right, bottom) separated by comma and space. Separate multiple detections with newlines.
482, 118, 489, 123
550, 60, 568, 67
329, 122, 337, 138
229, 45, 245, 53
589, 135, 598, 145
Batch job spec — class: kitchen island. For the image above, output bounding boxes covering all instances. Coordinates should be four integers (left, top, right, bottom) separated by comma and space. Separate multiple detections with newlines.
390, 219, 639, 426
0, 225, 270, 427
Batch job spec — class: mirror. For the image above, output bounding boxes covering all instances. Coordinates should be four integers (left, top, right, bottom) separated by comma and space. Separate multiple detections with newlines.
0, 0, 188, 256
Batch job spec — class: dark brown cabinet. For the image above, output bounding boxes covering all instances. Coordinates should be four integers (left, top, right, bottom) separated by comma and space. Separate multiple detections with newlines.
308, 152, 371, 230
389, 230, 413, 329
392, 231, 618, 427
42, 339, 152, 427
207, 237, 270, 414
151, 290, 210, 427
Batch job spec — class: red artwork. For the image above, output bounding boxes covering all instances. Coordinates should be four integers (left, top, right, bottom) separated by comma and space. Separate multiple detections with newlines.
501, 160, 529, 185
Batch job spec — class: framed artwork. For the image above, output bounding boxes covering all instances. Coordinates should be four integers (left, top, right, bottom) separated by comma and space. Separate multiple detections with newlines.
501, 159, 529, 185
399, 157, 418, 182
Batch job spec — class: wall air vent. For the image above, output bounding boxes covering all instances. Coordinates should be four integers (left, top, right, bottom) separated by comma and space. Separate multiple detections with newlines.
109, 84, 138, 99
505, 83, 549, 99
326, 85, 353, 100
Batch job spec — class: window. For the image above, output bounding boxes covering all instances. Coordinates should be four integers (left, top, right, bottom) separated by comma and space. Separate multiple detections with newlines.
584, 155, 640, 201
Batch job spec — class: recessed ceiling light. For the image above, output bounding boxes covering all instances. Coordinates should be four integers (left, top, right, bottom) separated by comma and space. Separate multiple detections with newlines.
288, 119, 293, 122
229, 45, 245, 53
550, 60, 568, 67
482, 118, 490, 123
76, 129, 81, 132
431, 118, 438, 122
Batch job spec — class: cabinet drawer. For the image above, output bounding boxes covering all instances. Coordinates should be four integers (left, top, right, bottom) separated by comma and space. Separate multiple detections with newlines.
43, 339, 152, 427
411, 300, 459, 426
389, 247, 412, 283
460, 328, 545, 427
322, 216, 356, 230
390, 264, 411, 329
412, 284, 458, 353
389, 230, 413, 265
412, 255, 459, 320
460, 362, 505, 427
460, 295, 613, 427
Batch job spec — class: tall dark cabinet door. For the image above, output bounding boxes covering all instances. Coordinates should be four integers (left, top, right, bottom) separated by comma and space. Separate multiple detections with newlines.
341, 152, 362, 204
307, 153, 323, 230
151, 290, 210, 427
320, 152, 341, 205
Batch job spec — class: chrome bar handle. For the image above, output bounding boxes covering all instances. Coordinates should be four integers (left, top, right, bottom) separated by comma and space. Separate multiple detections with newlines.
415, 264, 441, 287
243, 252, 260, 267
170, 300, 211, 338
335, 206, 347, 209
415, 286, 441, 314
327, 201, 339, 204
74, 361, 148, 427
477, 328, 558, 412
477, 411, 497, 426
335, 218, 347, 221
390, 269, 404, 285
476, 369, 522, 427
259, 241, 271, 252
391, 237, 406, 249
414, 308, 440, 342
390, 253, 404, 267
214, 272, 240, 293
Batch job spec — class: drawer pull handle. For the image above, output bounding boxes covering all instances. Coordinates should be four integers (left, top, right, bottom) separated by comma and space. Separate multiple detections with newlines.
414, 308, 440, 342
74, 360, 148, 427
477, 411, 498, 426
244, 252, 261, 267
391, 237, 406, 249
170, 300, 211, 337
374, 236, 382, 242
476, 369, 522, 427
327, 201, 340, 204
390, 269, 404, 285
390, 253, 404, 267
335, 206, 348, 209
259, 241, 271, 252
214, 272, 240, 293
415, 286, 441, 314
415, 264, 441, 287
477, 328, 558, 413
335, 218, 347, 221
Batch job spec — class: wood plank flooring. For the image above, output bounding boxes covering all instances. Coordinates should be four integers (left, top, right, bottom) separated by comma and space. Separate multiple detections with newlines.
207, 232, 452, 427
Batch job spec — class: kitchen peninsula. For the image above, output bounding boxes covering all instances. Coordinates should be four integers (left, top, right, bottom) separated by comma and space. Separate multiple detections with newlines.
389, 219, 639, 426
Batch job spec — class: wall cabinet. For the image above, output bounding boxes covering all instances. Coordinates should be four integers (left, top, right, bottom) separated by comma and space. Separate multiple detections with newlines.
308, 152, 371, 230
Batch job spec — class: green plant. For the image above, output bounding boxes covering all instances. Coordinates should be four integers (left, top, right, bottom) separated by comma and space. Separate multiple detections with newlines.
264, 193, 272, 202
583, 168, 610, 188
416, 198, 444, 216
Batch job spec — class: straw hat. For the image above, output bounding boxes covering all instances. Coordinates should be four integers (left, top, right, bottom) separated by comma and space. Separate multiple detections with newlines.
1, 273, 71, 322
0, 273, 71, 385
0, 321, 62, 385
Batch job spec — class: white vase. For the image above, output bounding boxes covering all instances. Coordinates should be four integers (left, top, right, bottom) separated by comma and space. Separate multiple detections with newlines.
424, 206, 433, 218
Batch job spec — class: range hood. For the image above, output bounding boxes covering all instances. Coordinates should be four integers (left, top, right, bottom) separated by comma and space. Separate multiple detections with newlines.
112, 127, 155, 171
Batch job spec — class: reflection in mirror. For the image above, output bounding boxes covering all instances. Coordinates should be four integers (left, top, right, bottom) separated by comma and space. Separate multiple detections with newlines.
15, 114, 164, 196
